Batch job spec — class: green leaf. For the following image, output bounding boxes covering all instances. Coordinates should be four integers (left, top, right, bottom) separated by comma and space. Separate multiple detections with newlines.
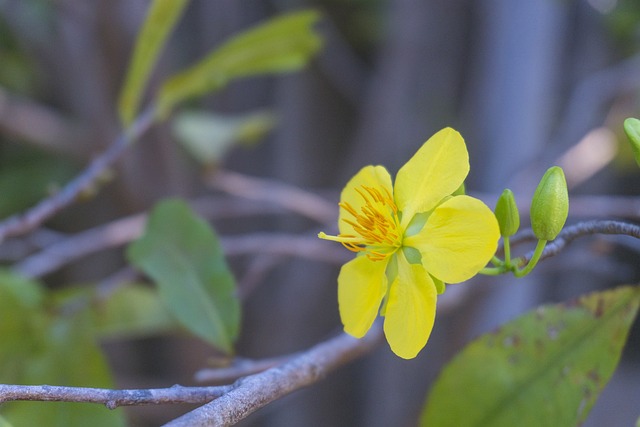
0, 271, 125, 426
0, 415, 14, 427
623, 117, 640, 167
156, 10, 322, 118
172, 109, 276, 165
0, 270, 47, 384
118, 0, 190, 125
3, 313, 126, 427
127, 199, 240, 354
91, 284, 177, 339
421, 286, 640, 427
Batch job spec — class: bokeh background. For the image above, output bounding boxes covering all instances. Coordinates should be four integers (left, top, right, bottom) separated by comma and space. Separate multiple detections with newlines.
0, 0, 639, 425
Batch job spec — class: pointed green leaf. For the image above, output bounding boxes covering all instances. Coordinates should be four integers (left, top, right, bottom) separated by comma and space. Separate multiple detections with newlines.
172, 109, 276, 165
118, 0, 189, 125
127, 199, 240, 354
421, 286, 640, 427
156, 10, 322, 118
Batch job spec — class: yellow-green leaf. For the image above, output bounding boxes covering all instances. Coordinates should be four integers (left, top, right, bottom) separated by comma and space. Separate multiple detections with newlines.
172, 109, 276, 165
421, 286, 640, 427
156, 10, 322, 118
126, 199, 240, 354
624, 117, 640, 167
118, 0, 189, 125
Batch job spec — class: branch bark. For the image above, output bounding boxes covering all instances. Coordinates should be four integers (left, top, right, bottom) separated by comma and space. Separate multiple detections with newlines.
0, 108, 155, 244
517, 220, 640, 263
163, 326, 383, 426
0, 384, 232, 409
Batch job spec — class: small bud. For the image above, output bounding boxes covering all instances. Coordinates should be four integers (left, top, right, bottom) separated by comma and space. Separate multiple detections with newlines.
623, 118, 640, 167
494, 189, 519, 237
530, 166, 569, 241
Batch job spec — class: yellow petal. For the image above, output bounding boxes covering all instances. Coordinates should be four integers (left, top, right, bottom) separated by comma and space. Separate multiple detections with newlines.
406, 195, 499, 284
383, 254, 437, 359
339, 165, 394, 237
394, 128, 469, 222
338, 255, 389, 338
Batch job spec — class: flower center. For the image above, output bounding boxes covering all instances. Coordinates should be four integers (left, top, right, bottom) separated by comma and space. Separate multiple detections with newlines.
319, 185, 402, 261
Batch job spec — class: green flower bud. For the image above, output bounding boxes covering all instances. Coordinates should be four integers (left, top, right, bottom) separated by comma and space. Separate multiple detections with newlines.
530, 166, 569, 241
623, 118, 640, 167
494, 189, 520, 237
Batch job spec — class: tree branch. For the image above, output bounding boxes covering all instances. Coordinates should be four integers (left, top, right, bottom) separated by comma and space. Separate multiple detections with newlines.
194, 355, 292, 384
519, 219, 640, 263
0, 325, 382, 424
0, 87, 88, 157
12, 195, 346, 279
0, 108, 155, 244
208, 169, 336, 224
0, 384, 232, 409
163, 325, 384, 427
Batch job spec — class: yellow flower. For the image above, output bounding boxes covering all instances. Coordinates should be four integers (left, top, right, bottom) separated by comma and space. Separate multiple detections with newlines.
319, 128, 499, 359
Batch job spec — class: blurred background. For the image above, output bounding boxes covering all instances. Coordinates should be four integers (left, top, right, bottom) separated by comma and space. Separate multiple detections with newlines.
0, 0, 639, 425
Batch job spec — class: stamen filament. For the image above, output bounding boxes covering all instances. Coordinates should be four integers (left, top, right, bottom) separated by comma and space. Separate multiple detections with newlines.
320, 183, 403, 261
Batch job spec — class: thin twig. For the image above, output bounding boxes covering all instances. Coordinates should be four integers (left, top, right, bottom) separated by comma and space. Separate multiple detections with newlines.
222, 233, 349, 264
0, 87, 88, 157
237, 254, 286, 299
0, 325, 382, 424
194, 355, 292, 384
13, 192, 347, 279
8, 197, 288, 278
0, 384, 232, 409
208, 169, 336, 224
14, 227, 346, 279
0, 107, 155, 244
519, 219, 640, 263
163, 325, 384, 427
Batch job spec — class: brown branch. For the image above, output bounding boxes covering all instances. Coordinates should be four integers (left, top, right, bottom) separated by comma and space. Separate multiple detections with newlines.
0, 384, 232, 409
517, 220, 640, 264
222, 233, 349, 264
13, 202, 347, 279
0, 87, 88, 157
0, 107, 155, 244
194, 355, 292, 384
0, 326, 382, 424
208, 169, 336, 224
163, 325, 384, 427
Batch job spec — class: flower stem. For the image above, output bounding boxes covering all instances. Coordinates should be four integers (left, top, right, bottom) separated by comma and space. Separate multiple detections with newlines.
514, 239, 547, 277
503, 237, 512, 268
479, 266, 504, 276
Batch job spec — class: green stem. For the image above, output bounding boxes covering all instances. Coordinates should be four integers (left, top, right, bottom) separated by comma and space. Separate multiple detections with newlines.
490, 256, 502, 267
479, 266, 504, 276
503, 237, 512, 268
514, 239, 547, 277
